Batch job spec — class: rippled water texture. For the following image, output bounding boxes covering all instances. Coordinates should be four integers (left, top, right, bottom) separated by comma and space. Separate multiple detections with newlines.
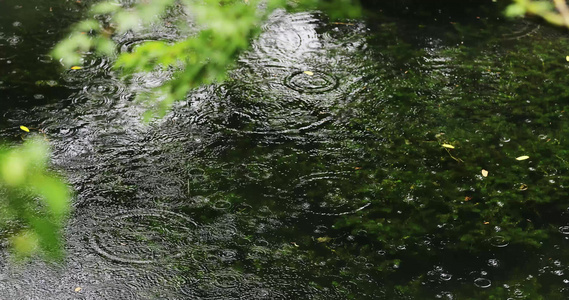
3, 0, 569, 299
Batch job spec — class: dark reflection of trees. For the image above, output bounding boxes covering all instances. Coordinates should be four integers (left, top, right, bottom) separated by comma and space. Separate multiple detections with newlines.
177, 6, 569, 298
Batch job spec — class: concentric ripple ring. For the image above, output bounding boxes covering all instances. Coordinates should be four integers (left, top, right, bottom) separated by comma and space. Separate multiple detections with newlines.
284, 71, 338, 93
89, 209, 197, 264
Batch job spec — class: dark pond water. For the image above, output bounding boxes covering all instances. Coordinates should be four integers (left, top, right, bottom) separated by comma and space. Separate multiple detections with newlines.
2, 0, 569, 299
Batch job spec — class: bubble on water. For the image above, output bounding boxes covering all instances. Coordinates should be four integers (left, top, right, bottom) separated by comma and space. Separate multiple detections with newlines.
474, 278, 491, 288
488, 259, 500, 268
440, 273, 453, 281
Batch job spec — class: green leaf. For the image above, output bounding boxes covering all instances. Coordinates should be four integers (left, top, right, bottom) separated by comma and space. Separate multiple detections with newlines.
90, 2, 121, 15
505, 4, 526, 18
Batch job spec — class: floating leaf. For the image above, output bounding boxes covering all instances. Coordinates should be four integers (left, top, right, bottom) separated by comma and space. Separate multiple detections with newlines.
20, 125, 30, 132
70, 66, 82, 70
516, 155, 530, 161
317, 236, 332, 243
481, 169, 488, 177
303, 71, 314, 76
566, 56, 569, 62
442, 144, 455, 149
74, 287, 82, 292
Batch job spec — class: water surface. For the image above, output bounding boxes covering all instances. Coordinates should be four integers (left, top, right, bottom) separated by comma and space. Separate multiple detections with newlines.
2, 1, 569, 299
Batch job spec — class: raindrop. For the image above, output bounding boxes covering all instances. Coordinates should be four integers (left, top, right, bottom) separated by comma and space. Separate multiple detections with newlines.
7, 35, 22, 46
559, 226, 569, 234
488, 259, 500, 268
501, 19, 540, 40
89, 209, 197, 264
37, 54, 53, 63
513, 288, 524, 297
440, 273, 452, 281
474, 278, 492, 288
489, 236, 509, 247
212, 200, 232, 210
283, 70, 338, 93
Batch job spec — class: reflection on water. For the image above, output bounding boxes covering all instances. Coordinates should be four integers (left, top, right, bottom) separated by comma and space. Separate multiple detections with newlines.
3, 0, 569, 299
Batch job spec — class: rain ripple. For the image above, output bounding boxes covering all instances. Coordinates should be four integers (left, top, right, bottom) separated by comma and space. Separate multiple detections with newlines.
89, 209, 197, 264
294, 172, 370, 216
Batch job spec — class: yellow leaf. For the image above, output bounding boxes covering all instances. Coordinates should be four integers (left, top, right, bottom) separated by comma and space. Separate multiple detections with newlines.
71, 66, 82, 70
516, 155, 530, 161
566, 56, 569, 62
481, 169, 488, 177
303, 71, 314, 76
317, 237, 332, 243
74, 287, 82, 292
442, 144, 455, 149
20, 125, 30, 132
